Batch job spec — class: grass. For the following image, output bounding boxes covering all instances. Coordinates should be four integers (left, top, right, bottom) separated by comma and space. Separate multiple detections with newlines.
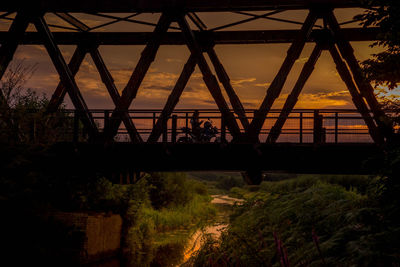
125, 186, 217, 266
263, 174, 373, 194
142, 194, 217, 232
187, 172, 245, 195
227, 174, 373, 199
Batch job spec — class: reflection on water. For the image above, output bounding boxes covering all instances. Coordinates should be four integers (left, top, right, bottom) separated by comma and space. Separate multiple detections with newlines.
210, 195, 244, 206
182, 224, 227, 264
94, 195, 239, 267
181, 195, 242, 265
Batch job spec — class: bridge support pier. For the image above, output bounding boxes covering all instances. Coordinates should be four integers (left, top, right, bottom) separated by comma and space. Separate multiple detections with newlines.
242, 170, 263, 185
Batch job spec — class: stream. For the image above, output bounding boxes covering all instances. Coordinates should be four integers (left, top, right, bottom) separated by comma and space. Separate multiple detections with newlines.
95, 195, 242, 267
147, 195, 243, 267
179, 195, 243, 265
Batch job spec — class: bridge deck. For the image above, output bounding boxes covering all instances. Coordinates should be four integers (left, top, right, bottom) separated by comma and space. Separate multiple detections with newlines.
55, 142, 382, 174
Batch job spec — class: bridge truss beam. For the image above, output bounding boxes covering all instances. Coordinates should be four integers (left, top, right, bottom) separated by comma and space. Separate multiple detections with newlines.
46, 45, 87, 113
0, 28, 382, 45
247, 10, 318, 141
0, 0, 359, 13
325, 11, 394, 140
89, 48, 142, 143
147, 55, 197, 143
32, 15, 99, 139
177, 14, 243, 141
267, 44, 323, 143
253, 9, 391, 144
0, 7, 393, 147
104, 13, 173, 143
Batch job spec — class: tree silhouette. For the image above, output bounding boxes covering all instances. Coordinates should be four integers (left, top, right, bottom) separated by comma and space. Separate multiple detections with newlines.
0, 59, 70, 144
356, 0, 400, 89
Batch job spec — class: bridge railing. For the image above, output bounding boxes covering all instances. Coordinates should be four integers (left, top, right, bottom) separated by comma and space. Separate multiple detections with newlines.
51, 109, 390, 143
15, 108, 396, 143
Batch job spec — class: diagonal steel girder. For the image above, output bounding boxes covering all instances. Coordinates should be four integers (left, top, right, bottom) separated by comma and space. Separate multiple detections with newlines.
246, 10, 318, 141
328, 44, 383, 144
324, 11, 394, 141
147, 54, 197, 143
176, 14, 243, 141
148, 13, 246, 143
147, 36, 251, 142
89, 48, 142, 143
206, 47, 250, 130
46, 45, 87, 113
266, 43, 323, 143
54, 12, 90, 31
32, 14, 99, 139
104, 13, 173, 142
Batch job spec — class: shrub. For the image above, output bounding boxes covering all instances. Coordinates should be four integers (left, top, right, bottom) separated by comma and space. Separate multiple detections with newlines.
146, 172, 209, 209
216, 176, 244, 191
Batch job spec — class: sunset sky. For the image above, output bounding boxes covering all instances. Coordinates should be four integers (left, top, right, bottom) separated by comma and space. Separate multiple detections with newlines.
1, 8, 398, 111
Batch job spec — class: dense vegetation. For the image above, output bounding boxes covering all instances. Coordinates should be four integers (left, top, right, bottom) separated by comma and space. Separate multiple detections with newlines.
188, 172, 245, 194
187, 174, 400, 266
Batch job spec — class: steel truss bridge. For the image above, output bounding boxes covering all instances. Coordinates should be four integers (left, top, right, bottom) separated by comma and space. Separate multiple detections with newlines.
0, 1, 396, 183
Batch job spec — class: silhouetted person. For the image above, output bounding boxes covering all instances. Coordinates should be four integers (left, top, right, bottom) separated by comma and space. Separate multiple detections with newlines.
190, 110, 203, 139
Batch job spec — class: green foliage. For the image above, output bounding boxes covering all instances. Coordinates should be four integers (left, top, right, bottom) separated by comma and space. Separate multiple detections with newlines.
74, 173, 215, 261
142, 195, 216, 232
146, 172, 208, 209
260, 174, 372, 195
187, 172, 245, 195
229, 187, 248, 199
123, 177, 215, 265
57, 174, 215, 257
190, 175, 400, 266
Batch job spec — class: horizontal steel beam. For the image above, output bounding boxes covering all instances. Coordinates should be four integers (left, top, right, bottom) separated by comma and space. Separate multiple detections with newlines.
55, 142, 383, 174
0, 28, 380, 45
1, 0, 359, 12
